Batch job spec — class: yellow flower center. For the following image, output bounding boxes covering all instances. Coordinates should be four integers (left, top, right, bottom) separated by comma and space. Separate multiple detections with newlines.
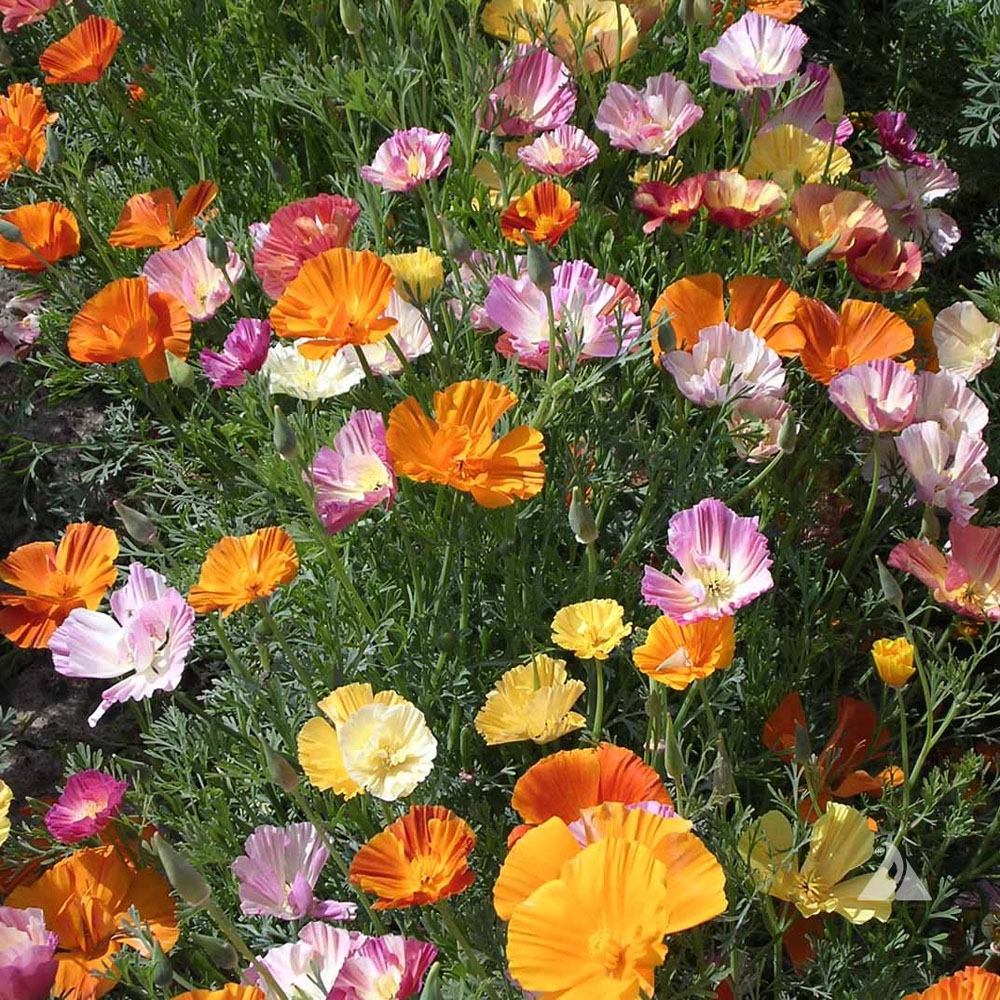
543, 145, 565, 165
406, 153, 424, 177
588, 929, 628, 978
374, 971, 401, 1000
699, 567, 736, 609
794, 871, 830, 905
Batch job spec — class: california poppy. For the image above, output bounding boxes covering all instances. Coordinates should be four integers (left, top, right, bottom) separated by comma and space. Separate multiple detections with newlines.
269, 247, 397, 359
500, 180, 579, 247
904, 967, 1000, 1000
0, 522, 118, 649
349, 804, 476, 909
633, 615, 735, 689
187, 527, 298, 616
0, 82, 58, 182
386, 379, 545, 507
39, 16, 123, 85
171, 988, 265, 1000
0, 202, 80, 272
702, 170, 785, 229
68, 276, 191, 383
6, 845, 179, 1000
108, 180, 219, 250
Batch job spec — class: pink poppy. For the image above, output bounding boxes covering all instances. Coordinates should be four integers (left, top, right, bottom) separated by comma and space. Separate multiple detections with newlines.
200, 318, 271, 389
847, 232, 921, 292
595, 72, 703, 155
828, 359, 918, 433
634, 176, 705, 235
702, 170, 785, 229
699, 11, 807, 91
143, 236, 244, 322
360, 128, 451, 192
728, 395, 792, 463
913, 370, 988, 442
0, 0, 60, 32
481, 46, 576, 136
329, 935, 437, 1000
517, 126, 599, 177
0, 906, 57, 1000
245, 923, 352, 1000
751, 63, 853, 144
873, 111, 934, 167
357, 291, 434, 375
43, 769, 128, 843
0, 291, 43, 365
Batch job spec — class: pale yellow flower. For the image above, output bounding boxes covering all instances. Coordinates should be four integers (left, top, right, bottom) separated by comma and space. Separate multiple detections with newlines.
871, 637, 915, 688
745, 125, 852, 192
551, 599, 632, 660
0, 779, 11, 847
382, 247, 444, 304
932, 301, 1000, 380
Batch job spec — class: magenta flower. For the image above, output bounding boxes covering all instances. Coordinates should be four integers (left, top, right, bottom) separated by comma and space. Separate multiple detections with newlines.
873, 111, 934, 167
0, 0, 60, 33
360, 128, 451, 193
50, 563, 195, 727
896, 421, 996, 525
634, 176, 705, 235
245, 922, 353, 1000
253, 194, 361, 299
728, 395, 791, 464
44, 770, 128, 844
642, 498, 774, 622
143, 236, 245, 322
662, 323, 786, 407
330, 935, 438, 1000
481, 46, 576, 136
595, 72, 704, 155
200, 318, 271, 389
828, 359, 918, 433
913, 370, 988, 443
751, 63, 853, 144
484, 260, 642, 371
699, 12, 807, 91
0, 906, 57, 1000
518, 126, 599, 177
308, 410, 396, 534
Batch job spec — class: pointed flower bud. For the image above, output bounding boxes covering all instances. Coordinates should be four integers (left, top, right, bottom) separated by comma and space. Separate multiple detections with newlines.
420, 964, 443, 1000
823, 66, 845, 126
153, 834, 212, 908
693, 0, 714, 23
263, 745, 299, 793
45, 126, 62, 166
778, 413, 798, 454
339, 0, 362, 34
0, 220, 23, 244
165, 351, 196, 390
438, 216, 472, 263
568, 485, 598, 545
204, 232, 230, 270
525, 236, 553, 293
113, 500, 158, 544
877, 557, 904, 609
151, 939, 173, 988
793, 719, 812, 765
192, 933, 239, 970
272, 405, 298, 461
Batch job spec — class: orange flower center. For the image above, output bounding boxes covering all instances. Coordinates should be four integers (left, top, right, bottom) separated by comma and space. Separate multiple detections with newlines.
588, 928, 628, 978
829, 346, 852, 370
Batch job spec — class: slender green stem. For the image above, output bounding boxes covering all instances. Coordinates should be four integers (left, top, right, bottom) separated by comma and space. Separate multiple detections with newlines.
436, 898, 500, 1000
206, 902, 291, 1000
258, 601, 317, 699
843, 433, 881, 578
590, 658, 605, 740
728, 449, 784, 505
896, 688, 910, 813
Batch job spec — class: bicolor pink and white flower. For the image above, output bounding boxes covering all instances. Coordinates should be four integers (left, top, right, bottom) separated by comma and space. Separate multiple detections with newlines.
253, 194, 361, 298
484, 260, 642, 371
0, 906, 57, 1000
232, 822, 357, 922
873, 111, 934, 167
360, 128, 451, 193
662, 323, 786, 407
481, 46, 576, 136
44, 769, 127, 844
0, 0, 60, 33
200, 318, 271, 389
329, 935, 438, 1000
50, 563, 195, 727
913, 370, 988, 442
633, 176, 705, 234
245, 923, 353, 1000
751, 63, 853, 144
143, 236, 245, 322
932, 301, 1000, 381
595, 72, 704, 156
699, 11, 807, 92
642, 498, 774, 622
828, 359, 918, 433
0, 291, 43, 365
358, 292, 433, 374
517, 126, 599, 177
728, 395, 792, 463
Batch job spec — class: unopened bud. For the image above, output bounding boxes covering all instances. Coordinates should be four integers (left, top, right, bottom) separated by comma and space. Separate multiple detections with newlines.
113, 500, 158, 544
0, 219, 23, 244
339, 0, 362, 34
693, 0, 714, 23
663, 714, 684, 784
165, 351, 196, 390
420, 963, 443, 1000
151, 939, 173, 989
655, 319, 675, 356
0, 39, 12, 68
153, 834, 212, 908
192, 933, 239, 971
264, 745, 299, 793
805, 233, 841, 268
680, 0, 696, 26
778, 413, 798, 454
712, 737, 737, 799
436, 630, 457, 654
312, 6, 328, 30
823, 66, 845, 126
204, 232, 230, 270
45, 126, 62, 166
272, 405, 298, 460
920, 505, 941, 542
877, 557, 904, 609
793, 719, 812, 765
568, 485, 598, 545
525, 236, 553, 293
268, 155, 292, 188
438, 216, 472, 263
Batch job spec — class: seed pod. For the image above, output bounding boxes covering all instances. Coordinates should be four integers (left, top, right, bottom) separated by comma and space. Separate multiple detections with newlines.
655, 319, 675, 356
663, 714, 684, 784
568, 486, 598, 545
45, 126, 62, 166
339, 0, 362, 34
113, 500, 158, 544
153, 835, 212, 908
272, 405, 298, 461
448, 701, 462, 752
459, 724, 474, 773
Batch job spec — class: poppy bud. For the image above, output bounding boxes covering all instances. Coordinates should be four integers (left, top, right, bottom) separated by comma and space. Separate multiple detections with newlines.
871, 637, 915, 688
655, 319, 675, 356
420, 964, 443, 1000
339, 0, 362, 34
204, 232, 230, 270
192, 933, 239, 971
0, 39, 12, 68
712, 738, 737, 800
793, 719, 812, 765
663, 714, 684, 784
876, 557, 903, 609
778, 413, 798, 454
805, 232, 841, 268
823, 66, 845, 126
0, 220, 23, 244
151, 939, 173, 988
45, 126, 62, 166
920, 505, 940, 542
680, 0, 696, 26
268, 155, 291, 188
438, 216, 472, 263
113, 500, 158, 544
263, 744, 299, 793
568, 485, 598, 545
153, 835, 212, 908
272, 405, 298, 461
165, 351, 196, 390
525, 236, 553, 293
436, 631, 457, 654
693, 0, 714, 23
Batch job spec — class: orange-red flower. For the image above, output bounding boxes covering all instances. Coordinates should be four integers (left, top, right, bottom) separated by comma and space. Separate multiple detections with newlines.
633, 615, 735, 689
68, 276, 191, 383
349, 804, 476, 909
702, 169, 785, 229
904, 967, 1000, 1000
718, 0, 804, 23
171, 988, 265, 1000
39, 15, 123, 85
0, 82, 58, 182
0, 522, 118, 649
6, 845, 178, 1000
108, 180, 219, 250
500, 180, 579, 247
0, 202, 80, 272
187, 527, 298, 616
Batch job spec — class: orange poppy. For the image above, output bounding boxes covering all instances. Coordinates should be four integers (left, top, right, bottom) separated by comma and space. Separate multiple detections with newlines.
904, 967, 1000, 1000
171, 988, 265, 1000
0, 202, 80, 271
792, 297, 914, 384
633, 615, 736, 689
722, 0, 803, 21
648, 272, 804, 361
348, 804, 476, 909
269, 247, 397, 359
0, 522, 118, 649
386, 379, 545, 508
108, 180, 219, 250
6, 845, 179, 1000
0, 82, 58, 182
68, 276, 191, 383
187, 527, 298, 616
702, 170, 785, 229
500, 180, 579, 247
784, 184, 887, 261
39, 15, 123, 85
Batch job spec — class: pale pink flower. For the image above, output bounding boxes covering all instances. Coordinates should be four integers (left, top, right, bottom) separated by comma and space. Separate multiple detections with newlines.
200, 318, 271, 389
642, 497, 774, 622
232, 823, 357, 922
0, 291, 43, 365
846, 232, 921, 293
308, 411, 396, 535
358, 291, 433, 374
360, 128, 451, 192
253, 194, 361, 298
932, 301, 1000, 381
888, 521, 1000, 621
751, 63, 853, 144
245, 923, 352, 1000
50, 563, 195, 727
914, 370, 989, 442
0, 0, 60, 32
44, 770, 127, 844
828, 359, 918, 433
0, 906, 57, 1000
143, 236, 245, 321
896, 421, 996, 524
517, 126, 599, 177
484, 260, 642, 371
872, 111, 934, 167
249, 221, 270, 252
595, 72, 704, 155
662, 323, 786, 407
329, 935, 437, 1000
699, 11, 807, 91
634, 176, 705, 234
728, 395, 791, 463
482, 46, 576, 136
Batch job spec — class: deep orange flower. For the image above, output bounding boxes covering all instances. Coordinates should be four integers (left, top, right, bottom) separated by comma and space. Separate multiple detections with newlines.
171, 987, 265, 1000
68, 276, 191, 383
108, 180, 219, 250
904, 967, 1000, 1000
0, 522, 118, 649
39, 15, 123, 85
718, 0, 803, 22
792, 297, 914, 384
126, 81, 147, 105
648, 272, 804, 360
0, 202, 80, 271
349, 804, 476, 909
187, 527, 298, 616
6, 845, 178, 1000
500, 180, 579, 247
702, 170, 785, 229
0, 82, 58, 182
269, 247, 397, 359
386, 379, 545, 507
633, 615, 735, 689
